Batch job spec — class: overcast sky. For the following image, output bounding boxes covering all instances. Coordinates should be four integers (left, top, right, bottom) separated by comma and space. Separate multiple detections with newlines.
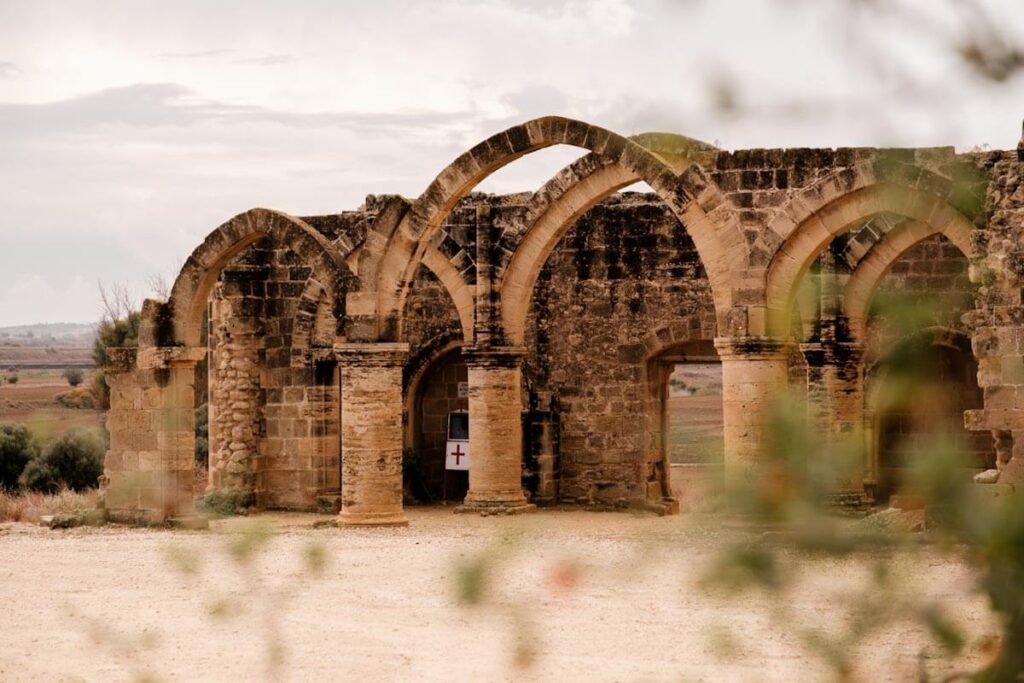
0, 0, 1021, 327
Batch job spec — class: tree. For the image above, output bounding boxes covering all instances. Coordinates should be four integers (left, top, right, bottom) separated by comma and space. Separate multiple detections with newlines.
20, 428, 104, 493
63, 367, 84, 387
91, 282, 142, 410
0, 423, 37, 490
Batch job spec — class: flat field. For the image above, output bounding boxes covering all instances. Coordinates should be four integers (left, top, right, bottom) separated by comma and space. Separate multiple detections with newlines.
0, 368, 102, 438
0, 509, 997, 682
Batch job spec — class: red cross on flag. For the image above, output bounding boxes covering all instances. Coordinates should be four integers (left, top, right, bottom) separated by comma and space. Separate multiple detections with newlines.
445, 440, 469, 471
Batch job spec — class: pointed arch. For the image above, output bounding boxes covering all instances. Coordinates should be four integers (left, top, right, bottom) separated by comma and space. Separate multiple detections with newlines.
374, 117, 740, 340
165, 208, 354, 349
843, 219, 974, 344
763, 181, 976, 337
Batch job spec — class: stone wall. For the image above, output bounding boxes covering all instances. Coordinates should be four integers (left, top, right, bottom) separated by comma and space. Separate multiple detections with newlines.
874, 340, 992, 500
522, 194, 716, 505
108, 118, 1024, 521
204, 240, 342, 510
965, 151, 1024, 473
207, 264, 265, 499
866, 233, 976, 352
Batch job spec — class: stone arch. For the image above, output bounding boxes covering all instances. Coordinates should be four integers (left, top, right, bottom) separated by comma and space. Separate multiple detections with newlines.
763, 180, 975, 337
843, 219, 974, 344
291, 279, 338, 361
375, 116, 739, 341
499, 141, 737, 345
403, 332, 464, 408
166, 208, 353, 349
864, 326, 990, 499
865, 325, 971, 380
419, 245, 474, 342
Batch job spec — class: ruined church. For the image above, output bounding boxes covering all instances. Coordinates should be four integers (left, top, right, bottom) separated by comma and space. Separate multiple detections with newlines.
100, 117, 1024, 525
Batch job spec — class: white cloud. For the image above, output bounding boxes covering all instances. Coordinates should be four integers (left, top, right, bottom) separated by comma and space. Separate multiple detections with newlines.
0, 274, 108, 326
0, 0, 1021, 325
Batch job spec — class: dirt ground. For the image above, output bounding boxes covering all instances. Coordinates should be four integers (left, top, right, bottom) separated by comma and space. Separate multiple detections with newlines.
0, 508, 997, 683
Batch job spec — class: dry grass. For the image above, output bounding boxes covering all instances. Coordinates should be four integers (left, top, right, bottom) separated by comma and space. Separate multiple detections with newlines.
0, 488, 98, 523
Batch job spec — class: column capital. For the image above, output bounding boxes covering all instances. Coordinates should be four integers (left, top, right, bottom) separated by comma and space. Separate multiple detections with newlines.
713, 336, 790, 360
104, 347, 139, 374
462, 345, 526, 368
333, 342, 409, 367
135, 346, 207, 370
799, 340, 866, 366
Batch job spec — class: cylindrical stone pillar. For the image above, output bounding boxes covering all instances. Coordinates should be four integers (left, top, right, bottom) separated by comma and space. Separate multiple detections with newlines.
459, 346, 535, 514
336, 343, 409, 527
714, 337, 791, 485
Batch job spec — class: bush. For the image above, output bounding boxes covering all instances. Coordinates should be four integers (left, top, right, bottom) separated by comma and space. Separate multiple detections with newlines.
92, 311, 140, 367
54, 387, 97, 410
21, 428, 104, 493
6, 375, 18, 384
63, 368, 84, 387
198, 489, 254, 516
91, 308, 141, 410
0, 423, 37, 490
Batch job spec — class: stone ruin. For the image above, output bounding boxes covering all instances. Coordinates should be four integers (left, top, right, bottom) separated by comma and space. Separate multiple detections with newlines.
99, 116, 1024, 525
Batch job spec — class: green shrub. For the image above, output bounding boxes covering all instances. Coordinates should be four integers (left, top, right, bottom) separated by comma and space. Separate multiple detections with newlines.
0, 423, 37, 490
63, 368, 84, 387
92, 312, 140, 367
21, 428, 104, 493
6, 375, 18, 384
198, 489, 254, 516
91, 309, 141, 409
54, 387, 96, 410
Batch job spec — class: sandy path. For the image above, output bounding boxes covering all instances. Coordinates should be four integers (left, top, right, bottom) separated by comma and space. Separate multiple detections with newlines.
0, 509, 996, 682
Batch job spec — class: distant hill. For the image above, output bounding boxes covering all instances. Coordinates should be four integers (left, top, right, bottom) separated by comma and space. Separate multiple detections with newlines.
0, 346, 94, 369
0, 322, 97, 348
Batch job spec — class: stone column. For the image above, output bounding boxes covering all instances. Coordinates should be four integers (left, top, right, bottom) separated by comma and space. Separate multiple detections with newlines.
336, 343, 408, 527
801, 341, 868, 494
207, 283, 261, 504
459, 346, 535, 514
714, 337, 790, 484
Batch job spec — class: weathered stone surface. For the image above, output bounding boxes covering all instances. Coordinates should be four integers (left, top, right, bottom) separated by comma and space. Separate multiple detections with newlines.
335, 343, 409, 526
101, 116, 1024, 523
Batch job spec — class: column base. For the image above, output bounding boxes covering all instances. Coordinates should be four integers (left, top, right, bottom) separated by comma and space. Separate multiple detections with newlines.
456, 493, 537, 516
337, 510, 409, 527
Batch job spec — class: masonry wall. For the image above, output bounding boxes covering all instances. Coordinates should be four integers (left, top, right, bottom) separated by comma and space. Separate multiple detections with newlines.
184, 145, 1015, 511
522, 194, 717, 505
866, 233, 977, 351
207, 270, 264, 497
205, 240, 342, 510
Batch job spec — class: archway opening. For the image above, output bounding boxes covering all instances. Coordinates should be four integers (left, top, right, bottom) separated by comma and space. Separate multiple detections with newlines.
649, 340, 723, 509
862, 233, 993, 504
871, 335, 992, 502
406, 346, 469, 503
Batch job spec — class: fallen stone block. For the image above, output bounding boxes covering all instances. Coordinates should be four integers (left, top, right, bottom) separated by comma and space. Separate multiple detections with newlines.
974, 468, 1000, 484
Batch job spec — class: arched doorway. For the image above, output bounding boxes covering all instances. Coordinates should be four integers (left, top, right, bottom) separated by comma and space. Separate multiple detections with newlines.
869, 330, 994, 502
406, 345, 469, 503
